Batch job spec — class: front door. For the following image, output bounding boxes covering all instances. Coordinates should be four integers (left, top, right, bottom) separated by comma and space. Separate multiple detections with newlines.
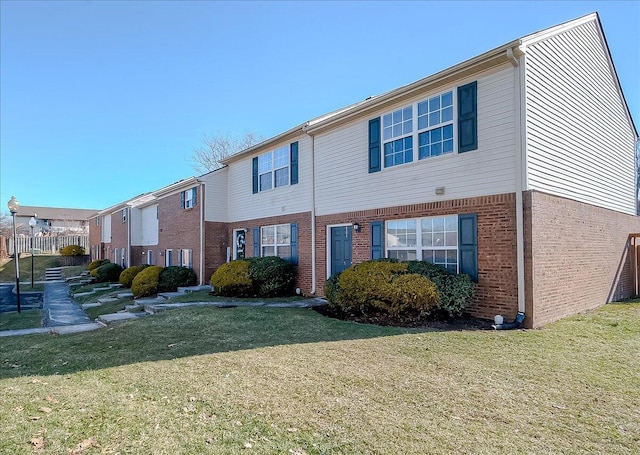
330, 226, 352, 276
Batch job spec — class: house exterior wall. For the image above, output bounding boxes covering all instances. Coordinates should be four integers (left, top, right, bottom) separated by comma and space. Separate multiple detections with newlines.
131, 204, 159, 246
156, 186, 203, 280
109, 209, 129, 267
203, 221, 229, 282
315, 194, 519, 320
89, 217, 102, 260
226, 135, 313, 222
225, 211, 313, 293
202, 168, 228, 223
524, 19, 637, 215
313, 64, 518, 216
524, 191, 639, 328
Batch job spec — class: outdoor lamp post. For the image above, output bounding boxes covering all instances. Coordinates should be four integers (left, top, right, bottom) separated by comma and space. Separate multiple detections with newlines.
7, 196, 21, 313
29, 216, 37, 288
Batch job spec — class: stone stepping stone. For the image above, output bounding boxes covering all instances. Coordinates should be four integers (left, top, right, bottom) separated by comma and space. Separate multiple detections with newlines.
98, 312, 140, 324
177, 285, 212, 293
72, 292, 95, 298
158, 292, 182, 299
97, 297, 119, 304
117, 292, 134, 299
81, 303, 102, 309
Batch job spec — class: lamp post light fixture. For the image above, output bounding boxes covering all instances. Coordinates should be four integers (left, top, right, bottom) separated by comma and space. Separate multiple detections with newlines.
7, 196, 21, 313
29, 216, 37, 288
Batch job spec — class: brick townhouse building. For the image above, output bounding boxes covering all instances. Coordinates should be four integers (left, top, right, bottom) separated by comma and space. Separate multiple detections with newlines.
91, 13, 639, 328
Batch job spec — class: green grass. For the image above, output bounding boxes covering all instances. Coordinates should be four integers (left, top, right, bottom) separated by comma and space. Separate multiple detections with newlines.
0, 309, 43, 330
0, 301, 639, 454
0, 256, 86, 283
167, 289, 305, 304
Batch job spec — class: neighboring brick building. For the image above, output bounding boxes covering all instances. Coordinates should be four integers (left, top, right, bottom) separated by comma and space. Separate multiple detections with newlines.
91, 13, 639, 327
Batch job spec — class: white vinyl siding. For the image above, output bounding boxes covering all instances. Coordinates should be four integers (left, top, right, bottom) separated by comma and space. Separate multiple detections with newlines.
131, 204, 159, 246
202, 168, 228, 222
314, 65, 517, 216
226, 135, 313, 222
524, 20, 637, 215
101, 214, 111, 243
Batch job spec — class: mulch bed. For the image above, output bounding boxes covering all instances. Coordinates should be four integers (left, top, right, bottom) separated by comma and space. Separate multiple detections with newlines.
314, 306, 491, 331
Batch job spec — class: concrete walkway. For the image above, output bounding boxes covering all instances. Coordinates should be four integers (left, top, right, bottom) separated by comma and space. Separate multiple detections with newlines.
43, 281, 93, 327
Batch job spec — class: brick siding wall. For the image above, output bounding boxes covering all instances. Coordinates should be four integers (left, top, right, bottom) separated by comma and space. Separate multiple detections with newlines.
524, 191, 640, 328
156, 189, 203, 281
222, 212, 313, 294
316, 193, 519, 320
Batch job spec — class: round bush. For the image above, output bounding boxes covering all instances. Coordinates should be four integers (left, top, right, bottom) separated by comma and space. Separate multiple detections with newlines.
335, 261, 408, 315
406, 260, 475, 318
94, 262, 124, 283
323, 272, 342, 307
132, 266, 163, 298
158, 266, 197, 292
87, 259, 111, 271
60, 244, 85, 256
210, 260, 253, 297
248, 256, 296, 297
119, 265, 148, 288
388, 274, 439, 317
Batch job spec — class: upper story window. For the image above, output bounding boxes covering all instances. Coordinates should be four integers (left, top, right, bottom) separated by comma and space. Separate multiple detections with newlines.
180, 187, 198, 209
418, 92, 454, 159
368, 81, 477, 173
121, 209, 127, 223
258, 145, 289, 191
252, 142, 299, 194
96, 217, 100, 226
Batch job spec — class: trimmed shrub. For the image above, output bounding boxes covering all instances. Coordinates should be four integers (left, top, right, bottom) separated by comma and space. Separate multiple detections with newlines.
94, 262, 124, 283
248, 256, 296, 297
132, 266, 163, 298
119, 265, 148, 288
323, 272, 342, 307
388, 274, 439, 317
210, 261, 253, 297
335, 261, 408, 315
88, 259, 109, 272
158, 266, 197, 292
406, 260, 475, 318
60, 244, 85, 256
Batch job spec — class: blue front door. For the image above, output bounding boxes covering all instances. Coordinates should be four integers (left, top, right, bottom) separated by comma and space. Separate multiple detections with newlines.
330, 226, 352, 276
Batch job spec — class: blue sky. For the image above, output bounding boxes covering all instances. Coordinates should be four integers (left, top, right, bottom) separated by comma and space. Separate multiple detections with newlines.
1, 0, 638, 211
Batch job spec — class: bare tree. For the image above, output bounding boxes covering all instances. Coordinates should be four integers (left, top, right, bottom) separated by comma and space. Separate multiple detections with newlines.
191, 132, 263, 174
0, 212, 13, 238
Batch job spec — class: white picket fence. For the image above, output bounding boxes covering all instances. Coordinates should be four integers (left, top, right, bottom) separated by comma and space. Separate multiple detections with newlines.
6, 235, 89, 255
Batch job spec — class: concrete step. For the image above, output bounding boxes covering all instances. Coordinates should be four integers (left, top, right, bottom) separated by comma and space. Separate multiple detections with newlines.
177, 285, 212, 293
157, 292, 182, 299
117, 292, 133, 299
45, 267, 63, 281
97, 312, 141, 324
97, 297, 119, 304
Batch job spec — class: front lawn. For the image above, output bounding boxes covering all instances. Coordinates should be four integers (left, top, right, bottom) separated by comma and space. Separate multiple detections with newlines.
0, 309, 43, 331
1, 302, 638, 454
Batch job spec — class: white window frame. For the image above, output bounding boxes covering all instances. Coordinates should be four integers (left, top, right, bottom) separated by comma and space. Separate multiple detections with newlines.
183, 187, 197, 209
147, 250, 153, 265
165, 249, 173, 267
179, 249, 193, 268
381, 88, 457, 169
385, 215, 459, 273
260, 224, 291, 258
121, 208, 127, 223
258, 145, 289, 192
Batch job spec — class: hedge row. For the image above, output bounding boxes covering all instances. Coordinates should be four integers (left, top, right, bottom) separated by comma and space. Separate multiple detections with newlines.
325, 259, 475, 320
210, 257, 295, 298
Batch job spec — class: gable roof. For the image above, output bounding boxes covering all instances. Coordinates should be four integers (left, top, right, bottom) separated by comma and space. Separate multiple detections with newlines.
15, 206, 98, 221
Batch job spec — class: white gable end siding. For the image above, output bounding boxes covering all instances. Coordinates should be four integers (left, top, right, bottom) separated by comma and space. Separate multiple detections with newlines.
524, 20, 637, 215
202, 168, 228, 222
226, 135, 313, 222
101, 214, 111, 243
314, 65, 517, 216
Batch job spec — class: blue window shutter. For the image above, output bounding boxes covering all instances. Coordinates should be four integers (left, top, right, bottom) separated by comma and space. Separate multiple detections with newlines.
368, 117, 381, 173
458, 213, 478, 281
370, 221, 384, 259
180, 191, 185, 209
290, 223, 298, 264
192, 187, 197, 206
290, 141, 299, 185
252, 157, 259, 193
253, 227, 260, 257
458, 81, 478, 153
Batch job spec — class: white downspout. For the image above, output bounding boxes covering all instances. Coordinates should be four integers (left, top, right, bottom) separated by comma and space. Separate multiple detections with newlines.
310, 131, 317, 294
494, 47, 526, 329
199, 182, 204, 286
